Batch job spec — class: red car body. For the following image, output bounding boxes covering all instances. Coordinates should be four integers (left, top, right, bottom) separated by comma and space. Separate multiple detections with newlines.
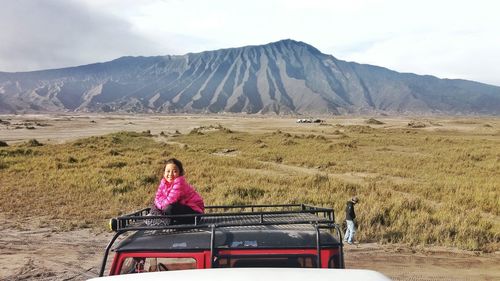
100, 204, 345, 276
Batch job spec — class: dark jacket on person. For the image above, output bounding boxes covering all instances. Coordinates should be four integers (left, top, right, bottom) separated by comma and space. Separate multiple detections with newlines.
345, 201, 356, 221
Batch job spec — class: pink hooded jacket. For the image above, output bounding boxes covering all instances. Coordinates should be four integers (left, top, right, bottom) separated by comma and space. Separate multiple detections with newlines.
154, 176, 204, 213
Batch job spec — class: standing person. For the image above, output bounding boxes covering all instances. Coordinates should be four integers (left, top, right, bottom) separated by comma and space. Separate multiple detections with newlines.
147, 158, 204, 225
344, 196, 359, 245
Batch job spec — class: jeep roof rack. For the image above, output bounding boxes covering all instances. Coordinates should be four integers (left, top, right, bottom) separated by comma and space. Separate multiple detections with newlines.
100, 204, 343, 276
110, 204, 335, 231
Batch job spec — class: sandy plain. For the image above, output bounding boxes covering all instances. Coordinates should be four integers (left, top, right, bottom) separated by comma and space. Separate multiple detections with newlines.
3, 113, 498, 145
0, 113, 499, 281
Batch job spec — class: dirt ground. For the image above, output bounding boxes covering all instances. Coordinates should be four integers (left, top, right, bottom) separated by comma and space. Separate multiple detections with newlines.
0, 214, 498, 281
1, 114, 499, 280
345, 243, 500, 281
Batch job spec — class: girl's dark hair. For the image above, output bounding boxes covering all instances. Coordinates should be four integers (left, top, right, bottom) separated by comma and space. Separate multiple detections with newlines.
165, 158, 184, 176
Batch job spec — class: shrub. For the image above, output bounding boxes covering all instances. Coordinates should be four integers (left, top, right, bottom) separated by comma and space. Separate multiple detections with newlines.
366, 118, 385, 125
26, 139, 42, 147
408, 121, 426, 128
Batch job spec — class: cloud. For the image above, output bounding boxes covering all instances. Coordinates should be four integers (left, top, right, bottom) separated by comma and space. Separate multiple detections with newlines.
318, 1, 500, 86
0, 0, 499, 86
335, 29, 500, 86
0, 0, 167, 72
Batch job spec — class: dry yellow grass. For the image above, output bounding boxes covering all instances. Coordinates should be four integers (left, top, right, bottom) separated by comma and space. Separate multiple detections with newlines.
0, 117, 499, 252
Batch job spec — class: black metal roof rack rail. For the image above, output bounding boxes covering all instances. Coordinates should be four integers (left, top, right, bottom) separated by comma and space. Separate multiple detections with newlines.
99, 204, 342, 276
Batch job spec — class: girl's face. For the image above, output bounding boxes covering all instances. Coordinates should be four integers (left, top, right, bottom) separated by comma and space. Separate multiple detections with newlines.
164, 163, 180, 183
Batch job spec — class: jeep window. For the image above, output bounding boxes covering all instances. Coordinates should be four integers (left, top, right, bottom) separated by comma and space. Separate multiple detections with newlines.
328, 254, 342, 268
120, 257, 196, 274
217, 255, 317, 268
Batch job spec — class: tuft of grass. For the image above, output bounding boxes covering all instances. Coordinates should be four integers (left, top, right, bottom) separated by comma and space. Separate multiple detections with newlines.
102, 161, 127, 169
227, 186, 266, 200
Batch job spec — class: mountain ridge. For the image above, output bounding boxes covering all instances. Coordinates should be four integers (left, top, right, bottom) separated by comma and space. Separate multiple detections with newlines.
1, 39, 499, 115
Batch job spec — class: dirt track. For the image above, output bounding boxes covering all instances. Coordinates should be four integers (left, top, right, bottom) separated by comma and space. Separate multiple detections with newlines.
1, 114, 499, 280
0, 215, 108, 280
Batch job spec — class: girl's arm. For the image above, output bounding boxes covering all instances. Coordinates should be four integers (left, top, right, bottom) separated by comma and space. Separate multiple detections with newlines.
155, 177, 184, 210
164, 177, 183, 204
154, 179, 169, 210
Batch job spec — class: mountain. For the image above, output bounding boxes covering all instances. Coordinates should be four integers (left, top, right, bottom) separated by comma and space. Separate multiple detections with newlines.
1, 39, 499, 115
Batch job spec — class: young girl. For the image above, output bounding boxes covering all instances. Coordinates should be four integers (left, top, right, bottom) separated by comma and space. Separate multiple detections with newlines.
148, 158, 204, 225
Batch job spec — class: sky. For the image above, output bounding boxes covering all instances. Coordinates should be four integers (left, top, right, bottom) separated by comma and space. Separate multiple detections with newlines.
1, 0, 499, 86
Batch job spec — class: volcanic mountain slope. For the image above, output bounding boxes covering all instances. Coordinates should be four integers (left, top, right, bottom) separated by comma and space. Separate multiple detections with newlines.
1, 39, 499, 115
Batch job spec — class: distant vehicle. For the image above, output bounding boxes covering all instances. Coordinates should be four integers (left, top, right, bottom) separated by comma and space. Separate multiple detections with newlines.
90, 267, 392, 281
99, 204, 346, 277
296, 118, 324, 123
296, 118, 312, 123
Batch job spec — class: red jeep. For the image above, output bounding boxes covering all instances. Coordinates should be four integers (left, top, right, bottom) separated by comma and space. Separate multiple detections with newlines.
99, 204, 345, 276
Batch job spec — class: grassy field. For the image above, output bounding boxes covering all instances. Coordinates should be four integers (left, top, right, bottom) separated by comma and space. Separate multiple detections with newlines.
0, 117, 499, 252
